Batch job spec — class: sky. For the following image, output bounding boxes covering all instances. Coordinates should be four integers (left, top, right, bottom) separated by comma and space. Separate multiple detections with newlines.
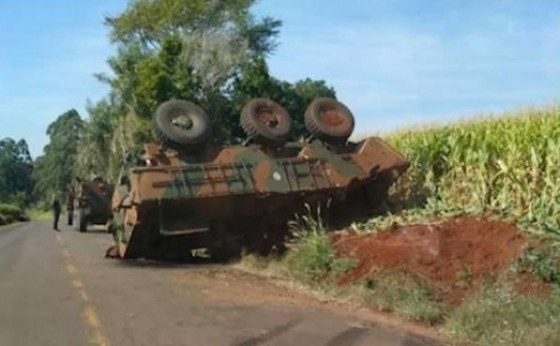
1, 0, 560, 157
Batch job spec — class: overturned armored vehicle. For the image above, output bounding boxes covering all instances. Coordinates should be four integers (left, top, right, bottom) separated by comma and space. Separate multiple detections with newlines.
108, 97, 408, 261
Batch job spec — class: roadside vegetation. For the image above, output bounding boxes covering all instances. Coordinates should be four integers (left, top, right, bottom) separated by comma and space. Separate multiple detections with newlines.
242, 208, 560, 346
0, 204, 29, 225
386, 105, 560, 240
240, 105, 560, 346
444, 285, 560, 346
283, 206, 357, 283
0, 138, 33, 226
27, 208, 52, 222
386, 106, 560, 345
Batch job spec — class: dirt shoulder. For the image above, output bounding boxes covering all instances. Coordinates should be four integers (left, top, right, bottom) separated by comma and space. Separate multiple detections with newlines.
173, 264, 451, 344
193, 215, 560, 346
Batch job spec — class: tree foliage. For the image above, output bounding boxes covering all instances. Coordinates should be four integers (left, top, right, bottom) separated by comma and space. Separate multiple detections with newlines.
230, 57, 336, 139
0, 138, 33, 206
105, 0, 281, 56
33, 109, 83, 200
75, 98, 120, 179
69, 0, 337, 182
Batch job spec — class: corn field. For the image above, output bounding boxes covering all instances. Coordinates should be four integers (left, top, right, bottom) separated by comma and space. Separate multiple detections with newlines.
385, 105, 560, 239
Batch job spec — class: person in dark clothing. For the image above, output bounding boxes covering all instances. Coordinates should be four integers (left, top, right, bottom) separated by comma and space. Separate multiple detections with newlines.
52, 198, 61, 231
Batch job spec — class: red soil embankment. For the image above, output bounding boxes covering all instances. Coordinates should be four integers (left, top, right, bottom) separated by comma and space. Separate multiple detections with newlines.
333, 216, 529, 304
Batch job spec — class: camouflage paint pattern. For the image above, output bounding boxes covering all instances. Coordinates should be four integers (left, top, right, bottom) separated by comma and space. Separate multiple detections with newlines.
74, 178, 114, 227
108, 137, 408, 259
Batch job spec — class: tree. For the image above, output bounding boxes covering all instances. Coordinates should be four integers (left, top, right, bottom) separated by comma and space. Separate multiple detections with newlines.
75, 98, 120, 179
230, 57, 337, 139
33, 110, 83, 200
105, 0, 281, 56
73, 0, 338, 181
96, 0, 283, 146
0, 138, 33, 206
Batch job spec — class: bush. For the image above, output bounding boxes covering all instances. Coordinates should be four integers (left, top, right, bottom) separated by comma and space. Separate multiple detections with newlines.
284, 205, 357, 283
518, 247, 560, 286
0, 204, 29, 224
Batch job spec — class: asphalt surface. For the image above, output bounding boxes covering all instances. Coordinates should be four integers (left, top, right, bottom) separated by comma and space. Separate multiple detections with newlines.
0, 221, 444, 346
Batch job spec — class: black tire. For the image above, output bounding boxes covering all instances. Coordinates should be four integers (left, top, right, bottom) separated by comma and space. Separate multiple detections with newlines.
240, 98, 292, 146
207, 224, 242, 263
67, 211, 73, 226
78, 209, 87, 233
152, 99, 211, 152
304, 97, 355, 144
151, 239, 194, 263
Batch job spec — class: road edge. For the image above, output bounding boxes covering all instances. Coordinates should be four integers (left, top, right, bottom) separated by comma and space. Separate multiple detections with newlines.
231, 263, 450, 346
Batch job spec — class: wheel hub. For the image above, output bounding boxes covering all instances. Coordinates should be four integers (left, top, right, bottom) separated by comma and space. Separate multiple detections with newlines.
256, 106, 280, 129
171, 113, 194, 131
320, 108, 346, 126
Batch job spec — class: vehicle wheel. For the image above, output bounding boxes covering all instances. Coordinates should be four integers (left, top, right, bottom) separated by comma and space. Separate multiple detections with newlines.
208, 245, 242, 263
152, 99, 211, 152
78, 209, 87, 233
365, 173, 392, 211
152, 239, 193, 263
240, 98, 292, 146
208, 224, 242, 263
67, 211, 73, 226
305, 97, 355, 144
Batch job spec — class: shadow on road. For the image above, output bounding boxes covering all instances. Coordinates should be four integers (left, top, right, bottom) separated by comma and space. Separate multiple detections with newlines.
78, 230, 110, 235
111, 256, 230, 271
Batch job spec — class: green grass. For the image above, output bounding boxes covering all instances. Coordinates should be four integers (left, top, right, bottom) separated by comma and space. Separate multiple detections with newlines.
357, 271, 445, 325
515, 246, 560, 286
444, 285, 560, 346
284, 205, 357, 283
27, 208, 52, 221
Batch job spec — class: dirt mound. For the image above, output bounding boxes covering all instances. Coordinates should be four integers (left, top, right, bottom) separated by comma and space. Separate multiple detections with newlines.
333, 216, 528, 305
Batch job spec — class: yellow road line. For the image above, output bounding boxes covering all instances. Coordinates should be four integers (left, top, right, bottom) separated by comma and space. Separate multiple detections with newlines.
71, 279, 91, 301
57, 237, 110, 346
83, 306, 110, 346
65, 263, 78, 275
71, 279, 85, 289
79, 289, 90, 302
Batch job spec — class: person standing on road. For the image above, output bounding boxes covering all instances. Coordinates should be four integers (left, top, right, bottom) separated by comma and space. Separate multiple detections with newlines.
52, 197, 62, 231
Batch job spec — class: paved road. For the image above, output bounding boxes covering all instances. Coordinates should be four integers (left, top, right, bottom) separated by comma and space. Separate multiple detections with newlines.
0, 221, 443, 346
